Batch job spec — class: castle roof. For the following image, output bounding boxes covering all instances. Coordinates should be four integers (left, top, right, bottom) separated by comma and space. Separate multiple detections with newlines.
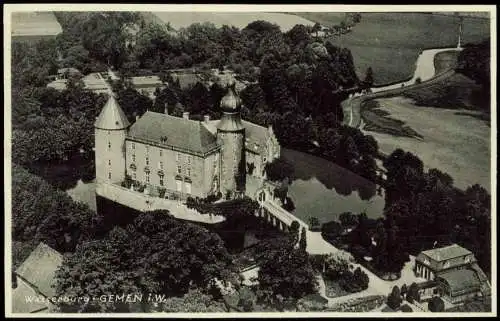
220, 83, 241, 112
94, 94, 130, 130
127, 111, 219, 156
204, 120, 274, 154
15, 242, 63, 298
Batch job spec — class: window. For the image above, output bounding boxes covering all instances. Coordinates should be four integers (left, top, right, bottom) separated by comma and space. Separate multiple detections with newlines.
108, 160, 111, 166
145, 172, 150, 183
187, 167, 191, 177
187, 155, 192, 165
132, 172, 137, 180
108, 142, 111, 150
185, 182, 192, 194
108, 172, 111, 179
177, 165, 182, 174
132, 143, 135, 150
176, 152, 180, 162
132, 154, 136, 162
159, 161, 163, 169
176, 180, 182, 192
146, 157, 149, 166
160, 178, 164, 186
160, 150, 163, 157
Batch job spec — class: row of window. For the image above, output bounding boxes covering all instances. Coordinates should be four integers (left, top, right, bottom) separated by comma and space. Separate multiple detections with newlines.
131, 171, 192, 193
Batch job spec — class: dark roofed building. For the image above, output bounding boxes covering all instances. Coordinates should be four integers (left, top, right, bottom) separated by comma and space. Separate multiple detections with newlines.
12, 242, 63, 313
415, 244, 476, 280
436, 269, 482, 304
128, 111, 220, 156
415, 244, 491, 305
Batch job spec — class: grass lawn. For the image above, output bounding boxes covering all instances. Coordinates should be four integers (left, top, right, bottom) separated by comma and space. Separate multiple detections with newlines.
402, 73, 488, 113
291, 12, 489, 84
434, 50, 460, 74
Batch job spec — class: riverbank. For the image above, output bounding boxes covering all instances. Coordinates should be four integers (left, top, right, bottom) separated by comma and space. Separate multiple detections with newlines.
362, 96, 491, 192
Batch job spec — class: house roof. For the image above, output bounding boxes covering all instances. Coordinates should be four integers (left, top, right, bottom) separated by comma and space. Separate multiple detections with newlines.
15, 242, 63, 298
127, 111, 219, 155
94, 94, 130, 130
417, 244, 475, 272
204, 119, 273, 155
12, 281, 49, 313
437, 269, 481, 294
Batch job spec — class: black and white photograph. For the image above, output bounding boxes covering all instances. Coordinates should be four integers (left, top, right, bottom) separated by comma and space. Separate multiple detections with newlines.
4, 4, 496, 317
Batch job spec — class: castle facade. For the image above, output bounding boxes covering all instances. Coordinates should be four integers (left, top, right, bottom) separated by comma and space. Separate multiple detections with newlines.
94, 84, 280, 200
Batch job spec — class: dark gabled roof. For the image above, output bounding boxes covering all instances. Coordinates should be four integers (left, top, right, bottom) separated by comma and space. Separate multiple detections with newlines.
127, 111, 219, 155
437, 269, 481, 294
15, 242, 63, 298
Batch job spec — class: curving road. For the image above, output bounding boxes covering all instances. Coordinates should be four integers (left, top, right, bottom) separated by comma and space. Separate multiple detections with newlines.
342, 47, 463, 128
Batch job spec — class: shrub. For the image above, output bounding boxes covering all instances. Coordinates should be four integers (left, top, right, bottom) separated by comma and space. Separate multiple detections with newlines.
308, 217, 321, 232
387, 286, 402, 310
400, 304, 413, 312
321, 220, 343, 241
428, 296, 445, 312
401, 284, 408, 298
406, 282, 420, 303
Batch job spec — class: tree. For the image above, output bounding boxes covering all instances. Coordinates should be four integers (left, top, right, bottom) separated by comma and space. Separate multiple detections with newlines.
363, 67, 374, 87
406, 283, 420, 303
339, 212, 358, 229
387, 286, 402, 310
428, 296, 445, 312
401, 284, 408, 298
160, 289, 226, 312
308, 217, 321, 232
257, 236, 317, 299
264, 158, 294, 182
299, 227, 307, 251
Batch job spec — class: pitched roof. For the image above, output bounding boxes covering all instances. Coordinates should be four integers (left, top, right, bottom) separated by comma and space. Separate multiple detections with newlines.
204, 119, 273, 154
421, 244, 472, 262
15, 242, 63, 298
94, 94, 130, 130
437, 269, 481, 294
127, 111, 219, 155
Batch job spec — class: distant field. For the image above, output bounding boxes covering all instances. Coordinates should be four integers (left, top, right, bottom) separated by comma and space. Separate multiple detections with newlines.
149, 12, 315, 32
292, 12, 490, 84
11, 12, 62, 37
364, 94, 490, 192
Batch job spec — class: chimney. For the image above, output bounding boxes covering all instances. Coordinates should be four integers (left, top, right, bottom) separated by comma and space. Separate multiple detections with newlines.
204, 115, 210, 123
182, 112, 190, 120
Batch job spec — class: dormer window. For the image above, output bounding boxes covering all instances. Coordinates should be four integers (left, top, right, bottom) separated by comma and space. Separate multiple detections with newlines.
423, 258, 430, 266
465, 256, 472, 263
443, 261, 450, 268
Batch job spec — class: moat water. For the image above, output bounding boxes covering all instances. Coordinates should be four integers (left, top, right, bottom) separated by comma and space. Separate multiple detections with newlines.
34, 149, 385, 251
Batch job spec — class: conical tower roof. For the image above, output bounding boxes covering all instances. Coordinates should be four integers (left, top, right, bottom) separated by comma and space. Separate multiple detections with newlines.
94, 93, 130, 130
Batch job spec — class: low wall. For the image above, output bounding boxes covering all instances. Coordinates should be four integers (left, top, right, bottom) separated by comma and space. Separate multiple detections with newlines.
96, 182, 225, 224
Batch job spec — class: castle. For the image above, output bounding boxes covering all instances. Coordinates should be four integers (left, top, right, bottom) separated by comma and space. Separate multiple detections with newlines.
94, 82, 281, 200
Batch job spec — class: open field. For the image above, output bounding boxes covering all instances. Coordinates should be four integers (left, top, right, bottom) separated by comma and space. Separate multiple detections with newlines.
292, 12, 490, 84
149, 12, 316, 32
433, 50, 460, 74
11, 12, 62, 37
363, 96, 491, 192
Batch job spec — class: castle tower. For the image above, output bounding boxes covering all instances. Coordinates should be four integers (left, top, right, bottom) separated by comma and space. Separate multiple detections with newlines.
217, 82, 246, 197
94, 92, 130, 184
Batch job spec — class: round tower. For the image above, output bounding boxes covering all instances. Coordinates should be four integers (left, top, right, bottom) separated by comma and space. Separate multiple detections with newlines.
94, 93, 130, 184
217, 83, 246, 197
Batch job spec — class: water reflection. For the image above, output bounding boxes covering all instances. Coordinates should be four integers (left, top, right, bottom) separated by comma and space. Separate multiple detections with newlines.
281, 148, 384, 222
